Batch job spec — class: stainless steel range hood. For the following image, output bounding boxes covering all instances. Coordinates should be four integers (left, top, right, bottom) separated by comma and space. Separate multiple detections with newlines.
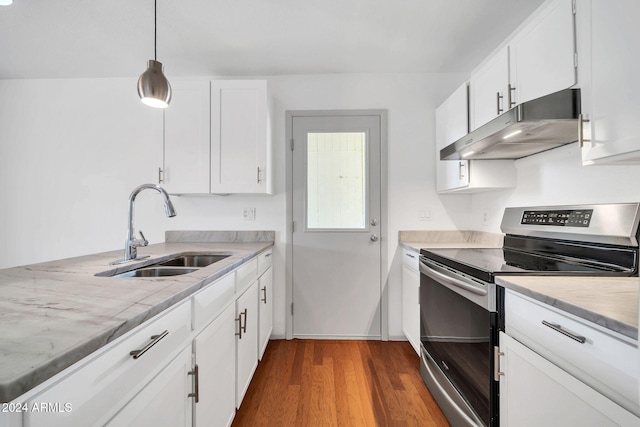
440, 88, 581, 160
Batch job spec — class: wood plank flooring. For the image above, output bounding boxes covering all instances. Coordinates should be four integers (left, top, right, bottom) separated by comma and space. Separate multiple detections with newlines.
232, 340, 450, 427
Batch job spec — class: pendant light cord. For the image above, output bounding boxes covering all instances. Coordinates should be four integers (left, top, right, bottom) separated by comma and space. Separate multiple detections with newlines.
154, 0, 157, 61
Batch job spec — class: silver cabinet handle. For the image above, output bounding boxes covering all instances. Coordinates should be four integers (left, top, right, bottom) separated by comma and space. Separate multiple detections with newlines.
494, 346, 505, 381
129, 330, 169, 359
458, 161, 466, 180
158, 167, 164, 184
188, 364, 199, 403
508, 84, 516, 108
265, 252, 272, 258
261, 286, 267, 303
257, 167, 262, 184
542, 320, 586, 344
242, 309, 248, 333
370, 234, 379, 242
235, 313, 243, 339
578, 114, 590, 148
405, 253, 416, 259
496, 92, 504, 115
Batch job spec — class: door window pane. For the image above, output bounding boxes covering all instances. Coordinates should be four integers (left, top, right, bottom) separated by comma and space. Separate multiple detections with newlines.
306, 132, 367, 229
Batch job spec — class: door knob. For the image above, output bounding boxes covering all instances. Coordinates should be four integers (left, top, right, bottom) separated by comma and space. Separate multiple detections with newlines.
370, 218, 378, 226
370, 234, 379, 242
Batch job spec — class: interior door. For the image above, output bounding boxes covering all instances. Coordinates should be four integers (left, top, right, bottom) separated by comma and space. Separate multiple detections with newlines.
292, 114, 381, 339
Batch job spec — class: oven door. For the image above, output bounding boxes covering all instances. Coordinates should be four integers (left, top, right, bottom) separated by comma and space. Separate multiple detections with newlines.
419, 257, 498, 427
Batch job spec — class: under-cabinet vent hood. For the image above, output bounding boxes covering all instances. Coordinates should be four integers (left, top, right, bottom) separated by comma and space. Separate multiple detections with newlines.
440, 88, 581, 160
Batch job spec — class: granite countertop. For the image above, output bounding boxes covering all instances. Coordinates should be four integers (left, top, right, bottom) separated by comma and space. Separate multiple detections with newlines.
0, 237, 273, 403
496, 276, 639, 341
399, 230, 504, 251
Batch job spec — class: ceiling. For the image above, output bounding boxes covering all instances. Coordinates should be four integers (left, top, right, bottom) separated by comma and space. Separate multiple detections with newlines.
0, 0, 545, 79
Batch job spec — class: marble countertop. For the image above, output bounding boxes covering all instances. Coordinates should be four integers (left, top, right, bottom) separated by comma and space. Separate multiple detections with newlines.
496, 276, 639, 341
399, 230, 504, 251
0, 240, 272, 403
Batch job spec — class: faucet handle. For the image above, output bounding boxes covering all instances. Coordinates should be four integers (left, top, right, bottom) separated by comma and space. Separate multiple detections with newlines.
137, 230, 149, 247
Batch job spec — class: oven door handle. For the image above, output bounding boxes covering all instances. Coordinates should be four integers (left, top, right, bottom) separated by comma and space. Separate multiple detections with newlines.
420, 260, 488, 296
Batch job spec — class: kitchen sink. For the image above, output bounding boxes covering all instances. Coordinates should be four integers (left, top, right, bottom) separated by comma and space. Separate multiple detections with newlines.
97, 252, 231, 278
111, 267, 199, 278
155, 254, 230, 268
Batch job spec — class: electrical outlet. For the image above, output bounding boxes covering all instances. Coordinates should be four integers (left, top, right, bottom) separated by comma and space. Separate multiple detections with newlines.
242, 207, 256, 221
419, 209, 431, 221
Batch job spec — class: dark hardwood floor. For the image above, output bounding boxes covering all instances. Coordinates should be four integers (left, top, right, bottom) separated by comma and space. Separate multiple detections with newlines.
232, 340, 450, 427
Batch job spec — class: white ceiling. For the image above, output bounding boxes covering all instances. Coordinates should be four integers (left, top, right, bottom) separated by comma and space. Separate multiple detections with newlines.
0, 0, 545, 79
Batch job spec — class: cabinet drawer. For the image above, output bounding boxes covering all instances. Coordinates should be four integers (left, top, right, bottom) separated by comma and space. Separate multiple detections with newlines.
505, 290, 639, 415
236, 257, 258, 294
402, 248, 419, 271
257, 248, 273, 276
192, 271, 235, 331
25, 300, 191, 427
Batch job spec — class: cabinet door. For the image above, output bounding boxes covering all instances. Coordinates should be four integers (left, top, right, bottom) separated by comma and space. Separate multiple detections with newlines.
163, 80, 211, 194
211, 80, 272, 194
580, 0, 640, 164
510, 0, 576, 105
105, 346, 193, 427
499, 332, 639, 427
235, 281, 259, 408
470, 46, 509, 130
193, 303, 236, 427
435, 82, 469, 192
401, 264, 420, 355
258, 267, 273, 360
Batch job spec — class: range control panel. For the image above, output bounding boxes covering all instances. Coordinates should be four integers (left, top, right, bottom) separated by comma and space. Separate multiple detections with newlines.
521, 209, 594, 227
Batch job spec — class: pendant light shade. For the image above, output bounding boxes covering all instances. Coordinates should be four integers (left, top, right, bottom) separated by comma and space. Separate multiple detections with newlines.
138, 0, 171, 108
138, 60, 172, 108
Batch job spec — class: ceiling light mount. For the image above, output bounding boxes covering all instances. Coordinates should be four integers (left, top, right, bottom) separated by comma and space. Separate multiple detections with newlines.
137, 0, 171, 108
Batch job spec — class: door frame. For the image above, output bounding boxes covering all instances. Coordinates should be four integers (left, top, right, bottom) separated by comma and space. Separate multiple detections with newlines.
285, 110, 389, 340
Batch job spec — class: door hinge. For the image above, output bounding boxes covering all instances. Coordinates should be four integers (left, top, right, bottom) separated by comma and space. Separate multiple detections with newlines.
291, 303, 294, 315
290, 139, 294, 151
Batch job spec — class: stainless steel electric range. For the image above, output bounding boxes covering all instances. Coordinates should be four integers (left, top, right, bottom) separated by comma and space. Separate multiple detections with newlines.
418, 203, 640, 427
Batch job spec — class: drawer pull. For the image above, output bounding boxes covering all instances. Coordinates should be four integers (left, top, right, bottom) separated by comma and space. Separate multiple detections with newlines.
130, 330, 169, 359
405, 253, 416, 259
188, 364, 199, 403
542, 320, 586, 344
265, 252, 272, 258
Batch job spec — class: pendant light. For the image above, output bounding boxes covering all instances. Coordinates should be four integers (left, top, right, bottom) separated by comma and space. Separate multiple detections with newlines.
137, 0, 172, 108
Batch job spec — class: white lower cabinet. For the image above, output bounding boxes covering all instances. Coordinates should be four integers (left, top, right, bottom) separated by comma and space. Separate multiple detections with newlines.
499, 332, 638, 427
106, 346, 193, 427
235, 280, 259, 409
401, 249, 420, 355
258, 266, 273, 360
192, 303, 236, 427
23, 300, 192, 427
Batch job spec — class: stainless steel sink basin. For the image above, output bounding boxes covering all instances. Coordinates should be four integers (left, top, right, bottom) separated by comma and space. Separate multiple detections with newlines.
111, 267, 199, 278
155, 254, 230, 268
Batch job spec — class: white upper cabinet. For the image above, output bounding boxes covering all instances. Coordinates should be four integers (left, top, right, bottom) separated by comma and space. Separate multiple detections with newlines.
436, 82, 516, 193
470, 47, 509, 131
211, 80, 273, 194
162, 79, 273, 195
469, 0, 576, 131
579, 0, 640, 165
162, 80, 211, 194
509, 0, 576, 105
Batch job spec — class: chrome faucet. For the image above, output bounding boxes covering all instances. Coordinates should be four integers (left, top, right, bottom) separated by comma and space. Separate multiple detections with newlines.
111, 184, 176, 265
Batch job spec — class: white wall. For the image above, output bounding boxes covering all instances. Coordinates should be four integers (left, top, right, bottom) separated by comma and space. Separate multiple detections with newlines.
456, 143, 640, 233
0, 73, 466, 339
